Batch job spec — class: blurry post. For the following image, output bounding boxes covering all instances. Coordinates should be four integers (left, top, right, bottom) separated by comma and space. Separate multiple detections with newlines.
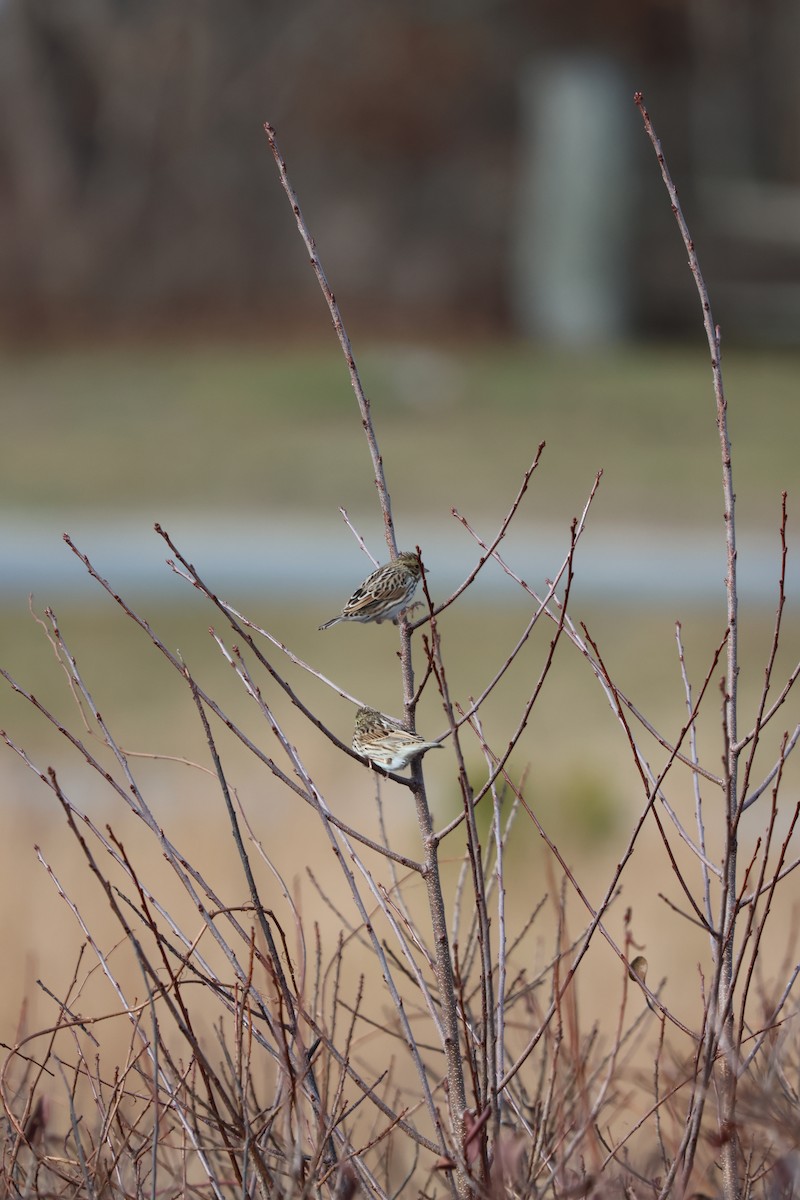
512, 54, 634, 345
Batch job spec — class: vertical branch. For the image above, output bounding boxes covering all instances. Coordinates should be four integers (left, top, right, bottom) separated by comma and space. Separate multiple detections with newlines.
263, 123, 398, 559
408, 583, 469, 1185
676, 623, 714, 928
636, 93, 741, 1200
429, 608, 495, 1122
263, 124, 471, 1194
476, 710, 509, 1139
411, 743, 469, 1155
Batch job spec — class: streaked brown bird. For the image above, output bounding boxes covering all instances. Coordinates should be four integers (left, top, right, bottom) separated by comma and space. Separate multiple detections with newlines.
319, 551, 421, 630
628, 955, 657, 1012
352, 706, 443, 771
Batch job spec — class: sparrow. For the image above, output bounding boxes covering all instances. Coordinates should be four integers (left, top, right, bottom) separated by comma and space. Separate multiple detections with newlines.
319, 552, 421, 630
352, 706, 443, 771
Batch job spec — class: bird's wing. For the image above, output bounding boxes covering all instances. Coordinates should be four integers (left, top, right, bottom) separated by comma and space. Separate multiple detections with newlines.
380, 728, 422, 751
344, 579, 406, 615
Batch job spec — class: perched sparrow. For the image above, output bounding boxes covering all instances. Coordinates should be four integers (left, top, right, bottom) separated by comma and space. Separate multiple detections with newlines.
628, 955, 657, 1012
628, 956, 648, 987
352, 706, 443, 771
319, 551, 421, 630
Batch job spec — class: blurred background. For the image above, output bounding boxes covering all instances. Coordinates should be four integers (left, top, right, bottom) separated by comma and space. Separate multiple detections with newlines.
1, 0, 800, 1063
3, 0, 800, 342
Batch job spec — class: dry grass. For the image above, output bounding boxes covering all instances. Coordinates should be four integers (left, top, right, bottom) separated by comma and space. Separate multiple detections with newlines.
2, 586, 799, 1196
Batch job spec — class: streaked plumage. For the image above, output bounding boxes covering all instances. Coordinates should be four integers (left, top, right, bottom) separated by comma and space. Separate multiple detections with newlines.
319, 551, 421, 630
352, 706, 443, 771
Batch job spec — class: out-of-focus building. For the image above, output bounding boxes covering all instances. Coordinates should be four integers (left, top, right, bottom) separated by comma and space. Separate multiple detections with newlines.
1, 0, 798, 344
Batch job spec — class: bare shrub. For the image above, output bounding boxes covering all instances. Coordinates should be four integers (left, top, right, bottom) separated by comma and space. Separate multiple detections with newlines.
1, 98, 799, 1200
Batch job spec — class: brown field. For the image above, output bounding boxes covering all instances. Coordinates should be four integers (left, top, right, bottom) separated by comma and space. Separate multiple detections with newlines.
2, 593, 797, 1063
1, 341, 799, 1190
